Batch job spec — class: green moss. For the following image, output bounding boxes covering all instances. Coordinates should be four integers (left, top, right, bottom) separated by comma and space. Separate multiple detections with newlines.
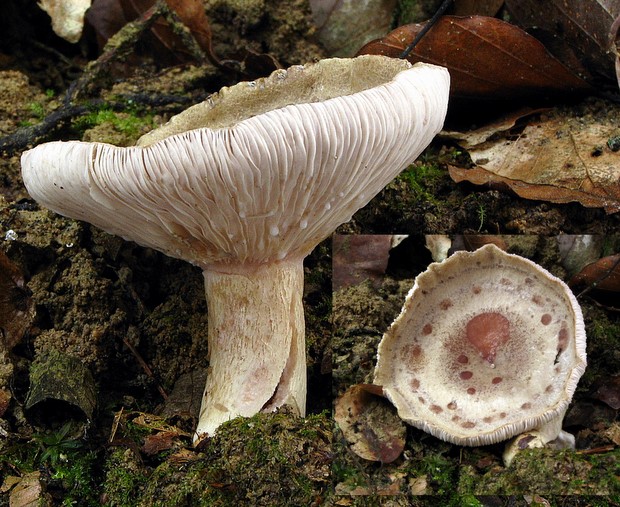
74, 106, 154, 144
397, 160, 446, 204
458, 448, 620, 495
102, 410, 331, 506
103, 447, 149, 506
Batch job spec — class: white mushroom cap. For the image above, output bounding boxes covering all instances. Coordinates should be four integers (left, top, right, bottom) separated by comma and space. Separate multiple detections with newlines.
21, 56, 450, 270
374, 243, 587, 446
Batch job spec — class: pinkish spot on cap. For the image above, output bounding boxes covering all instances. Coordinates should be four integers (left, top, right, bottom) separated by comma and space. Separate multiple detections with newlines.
430, 404, 443, 414
440, 298, 453, 310
483, 416, 493, 423
524, 277, 534, 285
462, 421, 476, 429
452, 415, 461, 422
418, 397, 426, 404
472, 286, 482, 294
558, 324, 569, 352
467, 387, 476, 395
457, 354, 469, 364
466, 312, 510, 363
545, 384, 553, 393
491, 377, 503, 384
460, 371, 473, 380
541, 313, 552, 325
447, 402, 457, 410
500, 278, 511, 285
410, 378, 420, 391
410, 344, 422, 358
521, 402, 532, 410
499, 412, 507, 418
422, 323, 433, 335
532, 295, 544, 306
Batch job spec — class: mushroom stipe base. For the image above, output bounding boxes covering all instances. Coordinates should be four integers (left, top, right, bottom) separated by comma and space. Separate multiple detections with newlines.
197, 260, 306, 441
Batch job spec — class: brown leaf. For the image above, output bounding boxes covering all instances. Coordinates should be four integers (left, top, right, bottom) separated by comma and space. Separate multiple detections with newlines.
334, 384, 405, 464
358, 16, 592, 103
0, 251, 34, 351
121, 0, 215, 63
446, 111, 620, 213
85, 0, 128, 44
141, 430, 179, 455
7, 472, 46, 507
506, 0, 620, 86
332, 235, 393, 291
569, 254, 620, 292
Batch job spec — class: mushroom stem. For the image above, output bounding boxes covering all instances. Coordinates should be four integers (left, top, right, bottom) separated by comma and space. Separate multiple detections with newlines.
195, 259, 306, 441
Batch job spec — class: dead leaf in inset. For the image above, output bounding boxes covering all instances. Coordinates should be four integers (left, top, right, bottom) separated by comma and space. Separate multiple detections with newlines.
7, 472, 45, 507
0, 251, 34, 351
569, 254, 620, 292
506, 0, 620, 87
334, 384, 405, 464
358, 16, 592, 103
447, 111, 620, 213
142, 430, 179, 455
332, 235, 393, 291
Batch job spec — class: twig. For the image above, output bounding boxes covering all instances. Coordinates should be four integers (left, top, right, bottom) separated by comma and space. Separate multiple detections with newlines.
575, 445, 616, 455
399, 0, 453, 59
123, 337, 168, 400
0, 94, 196, 155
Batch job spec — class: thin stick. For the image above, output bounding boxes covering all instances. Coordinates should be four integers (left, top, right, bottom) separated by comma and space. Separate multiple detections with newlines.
123, 337, 168, 400
399, 0, 453, 59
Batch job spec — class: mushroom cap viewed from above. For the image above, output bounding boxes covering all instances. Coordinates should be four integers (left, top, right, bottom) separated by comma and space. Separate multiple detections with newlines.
374, 243, 587, 448
21, 55, 450, 441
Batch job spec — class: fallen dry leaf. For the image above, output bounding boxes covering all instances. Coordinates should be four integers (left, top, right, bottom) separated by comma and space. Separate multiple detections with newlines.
569, 254, 620, 292
334, 384, 406, 464
358, 16, 591, 104
506, 0, 620, 87
332, 235, 393, 291
121, 0, 217, 63
447, 109, 620, 213
142, 430, 180, 455
8, 472, 46, 507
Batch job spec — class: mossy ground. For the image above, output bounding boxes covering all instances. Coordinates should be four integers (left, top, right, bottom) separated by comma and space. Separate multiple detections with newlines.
100, 409, 331, 506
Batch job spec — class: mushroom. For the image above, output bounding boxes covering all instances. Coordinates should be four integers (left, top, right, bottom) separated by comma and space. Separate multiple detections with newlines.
21, 55, 450, 442
374, 243, 586, 463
